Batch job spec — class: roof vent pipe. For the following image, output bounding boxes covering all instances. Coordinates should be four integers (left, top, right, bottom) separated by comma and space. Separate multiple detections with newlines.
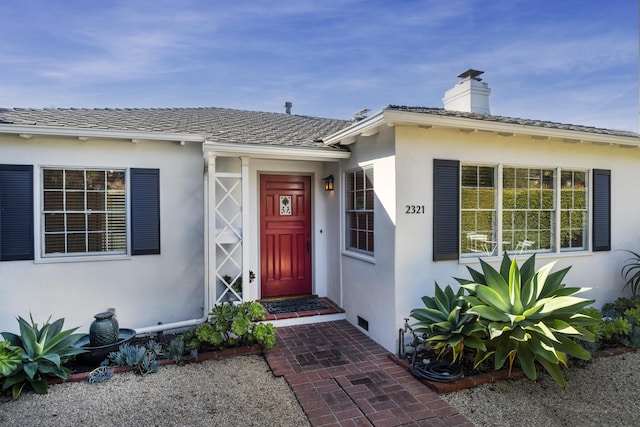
443, 69, 491, 115
284, 101, 292, 114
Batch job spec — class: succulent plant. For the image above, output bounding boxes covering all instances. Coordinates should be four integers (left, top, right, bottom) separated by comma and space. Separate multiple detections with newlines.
410, 283, 486, 363
457, 253, 599, 387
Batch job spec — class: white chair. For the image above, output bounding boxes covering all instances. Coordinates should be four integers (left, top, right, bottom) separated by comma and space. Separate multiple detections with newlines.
515, 240, 535, 254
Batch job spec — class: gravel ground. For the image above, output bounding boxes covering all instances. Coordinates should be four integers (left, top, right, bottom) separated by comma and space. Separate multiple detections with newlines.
441, 350, 640, 427
0, 355, 309, 427
2, 351, 638, 427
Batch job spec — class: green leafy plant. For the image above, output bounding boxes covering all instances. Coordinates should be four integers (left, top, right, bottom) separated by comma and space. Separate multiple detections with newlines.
182, 302, 276, 352
165, 338, 187, 363
1, 315, 86, 399
107, 342, 160, 376
410, 283, 486, 363
599, 317, 632, 342
457, 253, 599, 387
0, 340, 22, 378
621, 250, 640, 297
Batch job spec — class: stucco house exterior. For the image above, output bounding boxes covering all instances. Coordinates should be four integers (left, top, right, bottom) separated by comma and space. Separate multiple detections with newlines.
1, 71, 639, 353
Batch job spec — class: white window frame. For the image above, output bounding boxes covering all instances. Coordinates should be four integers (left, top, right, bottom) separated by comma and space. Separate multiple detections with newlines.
344, 165, 374, 256
39, 166, 129, 259
460, 163, 590, 257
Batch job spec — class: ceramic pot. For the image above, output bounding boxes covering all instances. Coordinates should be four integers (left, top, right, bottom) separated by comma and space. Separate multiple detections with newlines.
89, 312, 119, 347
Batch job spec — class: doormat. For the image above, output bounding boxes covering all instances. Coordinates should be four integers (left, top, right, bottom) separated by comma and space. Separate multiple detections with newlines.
262, 297, 326, 314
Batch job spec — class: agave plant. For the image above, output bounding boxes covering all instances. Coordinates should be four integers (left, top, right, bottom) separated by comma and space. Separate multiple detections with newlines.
410, 283, 486, 363
0, 340, 22, 377
621, 250, 640, 297
1, 315, 86, 398
457, 254, 599, 387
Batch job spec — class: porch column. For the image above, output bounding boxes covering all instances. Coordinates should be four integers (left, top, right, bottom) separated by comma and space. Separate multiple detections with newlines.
206, 153, 217, 311
241, 156, 252, 300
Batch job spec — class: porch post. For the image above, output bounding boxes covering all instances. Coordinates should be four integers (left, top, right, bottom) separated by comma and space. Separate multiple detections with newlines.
241, 156, 251, 300
206, 153, 217, 311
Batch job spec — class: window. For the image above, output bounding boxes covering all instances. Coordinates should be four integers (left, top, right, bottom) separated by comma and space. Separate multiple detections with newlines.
0, 165, 160, 261
458, 164, 590, 258
560, 170, 587, 250
42, 168, 127, 256
345, 166, 374, 254
502, 167, 556, 253
461, 165, 496, 254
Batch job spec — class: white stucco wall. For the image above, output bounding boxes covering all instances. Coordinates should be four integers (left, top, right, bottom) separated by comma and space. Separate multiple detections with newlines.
338, 123, 640, 354
393, 125, 640, 350
0, 135, 205, 334
339, 127, 397, 351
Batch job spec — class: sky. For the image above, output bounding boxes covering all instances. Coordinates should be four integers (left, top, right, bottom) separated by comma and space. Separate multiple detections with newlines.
1, 0, 638, 132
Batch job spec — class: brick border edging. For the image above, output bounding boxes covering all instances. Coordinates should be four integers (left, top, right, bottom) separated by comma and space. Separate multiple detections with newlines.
389, 346, 636, 394
52, 344, 264, 385
388, 354, 524, 394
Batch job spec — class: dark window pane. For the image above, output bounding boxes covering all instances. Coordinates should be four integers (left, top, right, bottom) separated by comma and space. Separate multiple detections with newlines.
87, 170, 105, 190
66, 191, 84, 211
88, 212, 105, 231
87, 192, 105, 211
66, 213, 86, 232
44, 234, 65, 254
44, 213, 64, 232
44, 191, 64, 211
88, 232, 106, 252
67, 233, 86, 253
43, 169, 63, 189
65, 170, 85, 190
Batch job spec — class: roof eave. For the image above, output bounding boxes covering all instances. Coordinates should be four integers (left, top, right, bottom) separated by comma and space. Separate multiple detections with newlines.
323, 109, 640, 148
204, 141, 351, 161
0, 124, 206, 143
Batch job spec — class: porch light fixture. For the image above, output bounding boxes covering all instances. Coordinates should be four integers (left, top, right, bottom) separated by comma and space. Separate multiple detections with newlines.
322, 175, 334, 191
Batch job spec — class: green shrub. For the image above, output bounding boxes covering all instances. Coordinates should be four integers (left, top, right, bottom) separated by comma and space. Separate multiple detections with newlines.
621, 250, 640, 297
182, 302, 276, 353
1, 315, 86, 399
107, 342, 160, 376
600, 317, 632, 342
410, 283, 486, 363
457, 253, 599, 387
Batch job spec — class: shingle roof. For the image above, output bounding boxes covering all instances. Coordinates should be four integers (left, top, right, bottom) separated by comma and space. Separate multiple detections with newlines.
0, 107, 352, 150
386, 106, 640, 139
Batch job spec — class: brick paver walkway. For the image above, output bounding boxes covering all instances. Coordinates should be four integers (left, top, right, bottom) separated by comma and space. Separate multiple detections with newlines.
264, 320, 473, 427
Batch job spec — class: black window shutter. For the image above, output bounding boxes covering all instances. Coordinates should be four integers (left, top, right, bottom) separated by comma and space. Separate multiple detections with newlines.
0, 165, 34, 261
433, 159, 460, 261
592, 169, 611, 252
131, 168, 160, 255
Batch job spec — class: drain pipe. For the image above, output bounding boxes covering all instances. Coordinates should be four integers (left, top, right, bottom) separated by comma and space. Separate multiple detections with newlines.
134, 154, 213, 335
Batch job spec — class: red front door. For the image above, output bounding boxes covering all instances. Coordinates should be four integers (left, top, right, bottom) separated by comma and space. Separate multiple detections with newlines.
260, 174, 312, 298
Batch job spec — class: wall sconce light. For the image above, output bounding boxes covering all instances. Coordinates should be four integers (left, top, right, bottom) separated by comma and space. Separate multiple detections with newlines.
322, 175, 334, 191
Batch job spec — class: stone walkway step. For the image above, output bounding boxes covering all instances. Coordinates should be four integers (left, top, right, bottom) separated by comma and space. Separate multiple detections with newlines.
264, 320, 473, 427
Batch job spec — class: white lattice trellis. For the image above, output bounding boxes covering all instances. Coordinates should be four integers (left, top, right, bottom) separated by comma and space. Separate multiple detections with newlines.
214, 172, 243, 303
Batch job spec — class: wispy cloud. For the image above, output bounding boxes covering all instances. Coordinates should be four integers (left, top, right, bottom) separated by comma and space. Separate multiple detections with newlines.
0, 0, 636, 130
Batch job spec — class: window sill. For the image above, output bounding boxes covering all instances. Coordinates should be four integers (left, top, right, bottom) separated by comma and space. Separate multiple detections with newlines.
459, 250, 593, 266
34, 254, 132, 264
342, 250, 376, 264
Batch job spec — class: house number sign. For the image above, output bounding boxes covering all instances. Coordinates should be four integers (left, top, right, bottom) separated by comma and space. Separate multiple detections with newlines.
405, 205, 425, 214
280, 196, 292, 215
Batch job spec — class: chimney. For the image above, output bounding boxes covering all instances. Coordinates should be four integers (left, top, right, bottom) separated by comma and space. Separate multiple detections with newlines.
284, 101, 292, 114
443, 69, 491, 115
